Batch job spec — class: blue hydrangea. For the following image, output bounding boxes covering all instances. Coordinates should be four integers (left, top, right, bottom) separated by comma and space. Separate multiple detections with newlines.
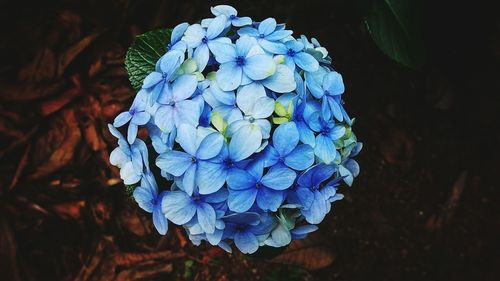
109, 5, 362, 254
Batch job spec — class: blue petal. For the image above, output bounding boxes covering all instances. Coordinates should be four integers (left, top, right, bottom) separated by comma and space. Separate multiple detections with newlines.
113, 112, 132, 127
229, 125, 262, 162
302, 191, 328, 224
345, 159, 360, 178
127, 123, 138, 144
120, 162, 141, 185
203, 188, 228, 203
311, 164, 336, 186
131, 112, 150, 125
285, 144, 314, 170
295, 187, 315, 209
261, 166, 296, 190
273, 122, 299, 156
323, 71, 345, 95
270, 223, 291, 246
181, 163, 196, 196
133, 186, 154, 212
261, 64, 296, 93
142, 72, 163, 89
211, 5, 237, 16
171, 22, 189, 42
154, 106, 174, 133
232, 17, 252, 27
237, 27, 259, 37
304, 69, 326, 99
228, 188, 258, 212
216, 62, 242, 91
285, 40, 304, 52
153, 203, 168, 235
161, 191, 196, 225
261, 145, 280, 168
227, 168, 256, 190
176, 124, 197, 155
222, 212, 260, 224
236, 82, 266, 114
258, 40, 286, 54
182, 24, 205, 48
294, 52, 319, 72
173, 100, 201, 127
234, 231, 259, 254
258, 18, 277, 36
256, 188, 284, 211
207, 15, 227, 39
243, 54, 276, 80
291, 225, 318, 235
172, 74, 198, 101
159, 50, 185, 76
252, 96, 275, 119
265, 30, 293, 41
193, 43, 210, 71
236, 35, 258, 57
329, 124, 346, 140
197, 161, 227, 194
328, 97, 344, 122
296, 121, 316, 147
210, 42, 236, 64
339, 165, 354, 186
314, 134, 336, 164
110, 148, 129, 167
197, 202, 216, 233
197, 132, 224, 160
156, 151, 192, 177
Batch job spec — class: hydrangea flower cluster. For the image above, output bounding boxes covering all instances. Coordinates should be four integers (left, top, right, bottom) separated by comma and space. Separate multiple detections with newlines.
109, 5, 361, 254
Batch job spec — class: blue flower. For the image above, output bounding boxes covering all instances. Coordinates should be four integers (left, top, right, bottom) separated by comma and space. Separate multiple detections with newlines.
226, 161, 296, 212
142, 50, 185, 105
306, 69, 345, 121
221, 212, 273, 254
265, 39, 319, 72
133, 172, 168, 234
205, 5, 252, 27
238, 18, 293, 54
261, 122, 314, 171
307, 113, 346, 164
113, 89, 150, 144
154, 74, 200, 133
108, 124, 149, 185
211, 35, 276, 91
156, 124, 224, 195
182, 16, 230, 71
288, 164, 341, 224
162, 188, 227, 234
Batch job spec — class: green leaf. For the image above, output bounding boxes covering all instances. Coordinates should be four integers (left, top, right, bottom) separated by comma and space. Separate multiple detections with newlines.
125, 29, 172, 91
364, 0, 425, 68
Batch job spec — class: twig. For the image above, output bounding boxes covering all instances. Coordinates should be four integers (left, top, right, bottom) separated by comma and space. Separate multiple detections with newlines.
8, 144, 31, 191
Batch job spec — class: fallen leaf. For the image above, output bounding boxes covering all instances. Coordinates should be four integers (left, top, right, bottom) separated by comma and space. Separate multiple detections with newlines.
271, 240, 335, 270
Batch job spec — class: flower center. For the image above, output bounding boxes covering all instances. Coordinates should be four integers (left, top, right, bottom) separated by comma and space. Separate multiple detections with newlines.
235, 56, 246, 66
230, 15, 237, 20
129, 108, 136, 115
287, 48, 296, 57
191, 156, 197, 163
320, 126, 331, 136
248, 117, 255, 123
235, 224, 248, 231
255, 182, 262, 189
223, 158, 234, 168
168, 100, 175, 106
259, 33, 265, 38
202, 36, 209, 44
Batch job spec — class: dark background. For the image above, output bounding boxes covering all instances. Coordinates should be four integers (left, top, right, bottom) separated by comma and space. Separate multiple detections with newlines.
0, 0, 499, 280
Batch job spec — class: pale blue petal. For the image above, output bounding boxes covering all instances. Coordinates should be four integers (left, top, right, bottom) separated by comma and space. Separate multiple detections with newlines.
156, 151, 192, 176
251, 96, 275, 119
206, 15, 227, 39
261, 166, 296, 190
175, 123, 197, 155
197, 203, 216, 233
305, 70, 325, 99
261, 145, 279, 168
110, 148, 129, 167
328, 97, 344, 122
339, 165, 354, 186
197, 132, 224, 160
171, 22, 189, 42
182, 24, 205, 48
243, 54, 276, 80
236, 82, 266, 114
321, 96, 332, 120
229, 125, 262, 162
345, 159, 360, 178
329, 125, 346, 140
285, 144, 314, 170
159, 50, 185, 75
193, 43, 210, 71
153, 203, 168, 235
216, 62, 242, 91
182, 164, 196, 196
261, 64, 296, 93
232, 17, 252, 27
127, 123, 138, 144
259, 40, 286, 54
237, 27, 259, 37
295, 187, 314, 209
131, 112, 150, 125
154, 106, 174, 133
314, 135, 336, 164
294, 52, 319, 72
323, 71, 345, 95
227, 168, 256, 190
311, 164, 336, 186
267, 30, 293, 41
121, 162, 141, 185
161, 191, 196, 225
206, 229, 223, 245
113, 112, 132, 127
297, 121, 316, 147
258, 18, 277, 36
133, 186, 154, 212
203, 188, 228, 203
228, 188, 257, 212
142, 72, 163, 89
291, 225, 318, 235
256, 188, 284, 211
211, 5, 237, 16
173, 100, 201, 127
273, 122, 299, 156
235, 35, 258, 57
197, 161, 227, 194
226, 119, 247, 137
234, 231, 259, 254
209, 42, 236, 64
255, 119, 271, 139
302, 191, 328, 224
271, 223, 291, 246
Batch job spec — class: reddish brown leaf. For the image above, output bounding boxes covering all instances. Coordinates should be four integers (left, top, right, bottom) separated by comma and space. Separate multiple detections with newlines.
271, 240, 335, 270
51, 200, 86, 220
